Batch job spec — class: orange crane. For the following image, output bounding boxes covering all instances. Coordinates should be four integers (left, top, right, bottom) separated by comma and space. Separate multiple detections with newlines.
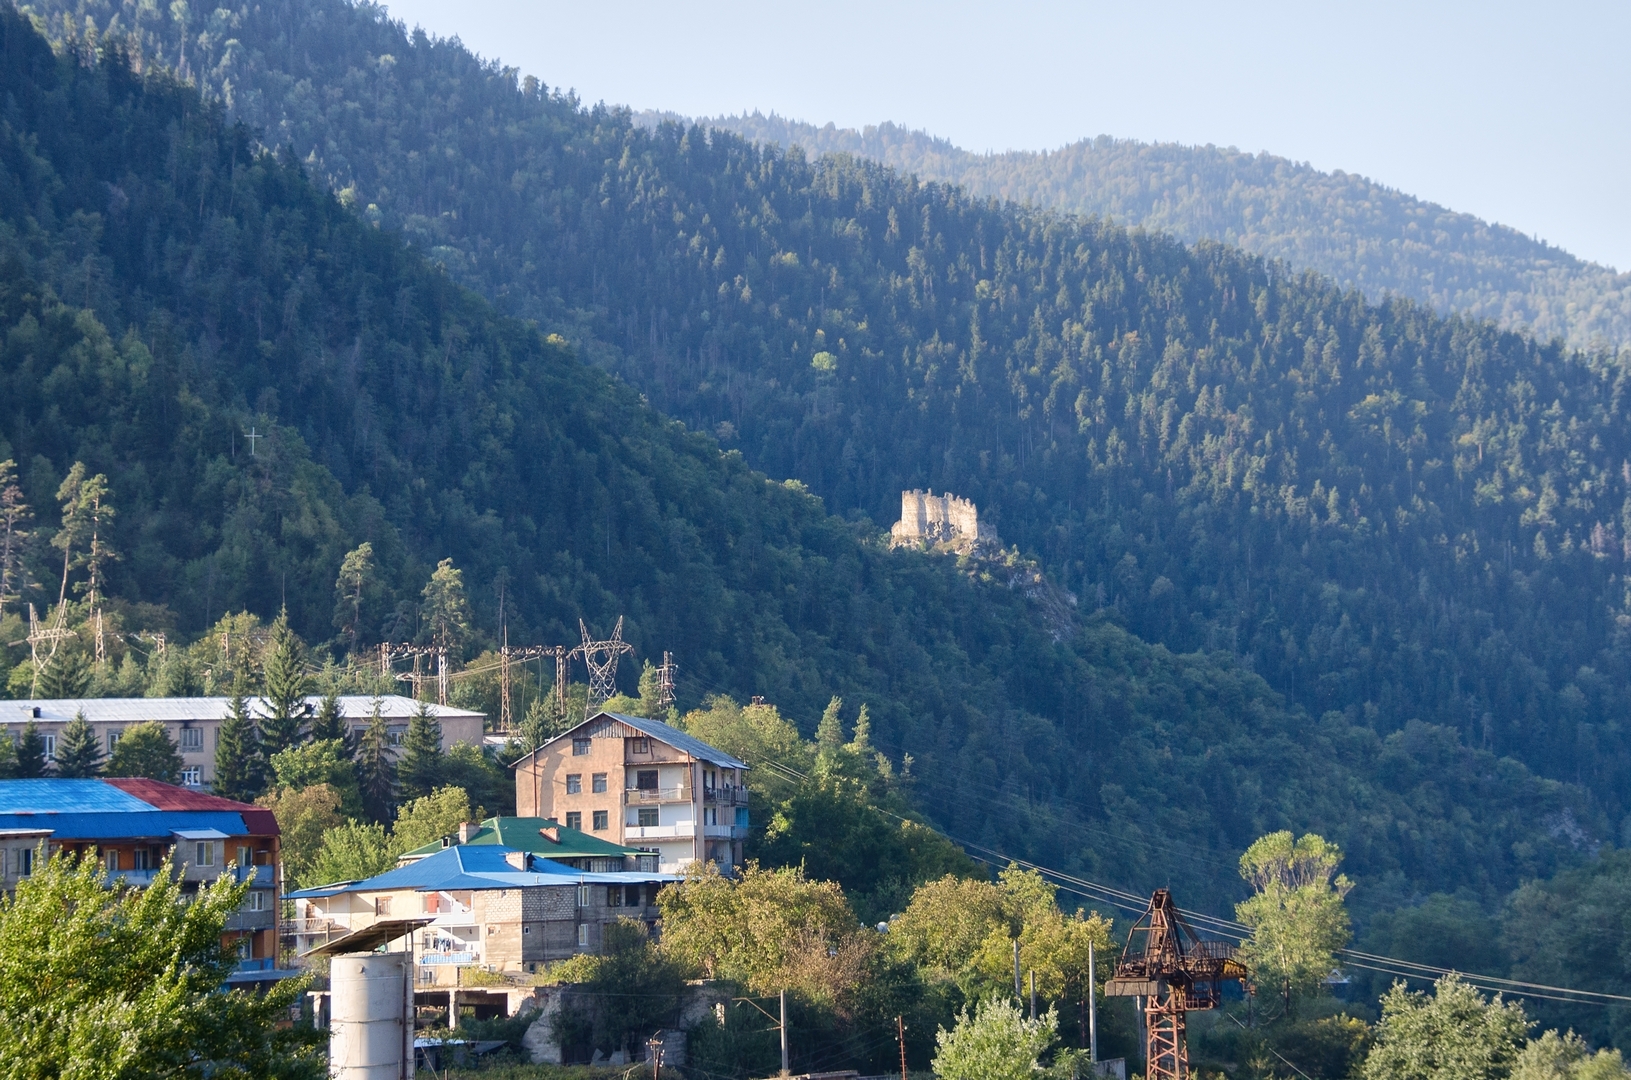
1103, 889, 1248, 1080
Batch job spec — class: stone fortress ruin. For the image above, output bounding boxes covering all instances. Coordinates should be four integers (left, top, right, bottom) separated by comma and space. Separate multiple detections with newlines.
890, 490, 998, 551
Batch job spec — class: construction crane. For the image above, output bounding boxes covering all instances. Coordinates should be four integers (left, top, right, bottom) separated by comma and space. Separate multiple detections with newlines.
1104, 889, 1247, 1080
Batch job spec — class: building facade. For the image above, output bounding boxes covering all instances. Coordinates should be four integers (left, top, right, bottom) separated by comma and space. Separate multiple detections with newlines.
1, 695, 484, 789
286, 844, 674, 982
512, 712, 749, 874
0, 777, 285, 978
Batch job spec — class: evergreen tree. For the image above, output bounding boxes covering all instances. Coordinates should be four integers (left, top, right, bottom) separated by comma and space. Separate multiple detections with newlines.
520, 696, 558, 753
0, 458, 32, 620
397, 700, 444, 802
54, 710, 103, 777
213, 680, 264, 802
332, 542, 377, 657
105, 721, 184, 784
308, 692, 352, 754
418, 559, 472, 662
816, 696, 845, 753
37, 648, 91, 699
354, 697, 396, 823
15, 719, 48, 778
258, 609, 309, 754
0, 731, 16, 779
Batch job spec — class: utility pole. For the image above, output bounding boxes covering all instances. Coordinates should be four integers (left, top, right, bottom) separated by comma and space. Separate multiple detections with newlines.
780, 989, 789, 1078
656, 650, 677, 710
897, 1015, 908, 1080
647, 1032, 662, 1080
1013, 938, 1022, 1001
1089, 940, 1099, 1065
1030, 969, 1037, 1021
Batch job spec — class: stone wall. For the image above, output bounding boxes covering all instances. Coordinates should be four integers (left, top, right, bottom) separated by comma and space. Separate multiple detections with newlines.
890, 490, 997, 549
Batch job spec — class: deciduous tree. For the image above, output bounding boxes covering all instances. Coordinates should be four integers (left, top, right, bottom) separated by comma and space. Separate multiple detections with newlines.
105, 720, 184, 784
1235, 831, 1353, 1017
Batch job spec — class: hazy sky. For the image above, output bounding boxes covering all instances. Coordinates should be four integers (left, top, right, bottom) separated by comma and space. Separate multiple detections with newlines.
381, 1, 1629, 271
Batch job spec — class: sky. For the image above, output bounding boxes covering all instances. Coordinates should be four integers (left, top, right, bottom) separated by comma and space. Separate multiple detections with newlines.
380, 0, 1630, 271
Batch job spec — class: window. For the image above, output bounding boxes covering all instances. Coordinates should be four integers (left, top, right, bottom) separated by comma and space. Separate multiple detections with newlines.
630, 737, 650, 754
375, 896, 391, 916
18, 849, 32, 877
248, 891, 268, 911
565, 774, 582, 794
577, 923, 589, 947
107, 730, 122, 751
626, 885, 643, 908
591, 773, 607, 793
523, 924, 532, 935
237, 845, 252, 868
635, 769, 658, 791
181, 767, 201, 787
577, 884, 590, 908
105, 850, 119, 873
736, 807, 750, 827
572, 737, 591, 756
195, 842, 215, 867
42, 734, 56, 761
607, 886, 623, 907
637, 808, 659, 828
592, 810, 608, 831
565, 812, 582, 831
179, 727, 203, 752
388, 727, 406, 746
132, 849, 150, 871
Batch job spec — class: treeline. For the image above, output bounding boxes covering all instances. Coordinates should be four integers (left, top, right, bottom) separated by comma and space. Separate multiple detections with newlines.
685, 112, 1631, 350
20, 0, 1631, 837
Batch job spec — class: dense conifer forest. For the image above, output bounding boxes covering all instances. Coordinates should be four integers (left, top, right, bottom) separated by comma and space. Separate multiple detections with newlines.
4, 5, 1631, 1045
687, 112, 1631, 350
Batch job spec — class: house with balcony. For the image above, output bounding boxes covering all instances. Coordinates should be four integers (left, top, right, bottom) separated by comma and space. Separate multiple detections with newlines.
2, 695, 484, 790
285, 843, 676, 983
0, 777, 286, 980
513, 712, 750, 874
396, 816, 656, 872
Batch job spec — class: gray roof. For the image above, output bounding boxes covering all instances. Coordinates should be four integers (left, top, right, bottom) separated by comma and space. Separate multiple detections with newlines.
534, 711, 748, 770
0, 695, 483, 725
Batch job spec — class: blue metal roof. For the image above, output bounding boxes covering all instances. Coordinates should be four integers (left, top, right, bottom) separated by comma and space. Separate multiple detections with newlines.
594, 713, 749, 770
296, 843, 676, 895
0, 779, 158, 814
0, 810, 250, 840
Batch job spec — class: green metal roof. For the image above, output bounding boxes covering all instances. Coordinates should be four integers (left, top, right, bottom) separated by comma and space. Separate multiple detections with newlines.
398, 816, 643, 860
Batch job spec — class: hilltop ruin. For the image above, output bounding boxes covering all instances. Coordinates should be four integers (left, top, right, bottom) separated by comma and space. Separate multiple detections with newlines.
890, 490, 998, 552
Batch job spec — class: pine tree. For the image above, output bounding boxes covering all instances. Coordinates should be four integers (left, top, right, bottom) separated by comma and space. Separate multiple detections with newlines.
636, 660, 663, 719
214, 680, 263, 802
419, 558, 472, 662
0, 458, 33, 620
38, 648, 91, 699
54, 710, 103, 777
816, 696, 845, 753
355, 697, 396, 823
258, 609, 309, 754
397, 699, 444, 802
308, 692, 352, 754
333, 542, 376, 657
15, 719, 48, 778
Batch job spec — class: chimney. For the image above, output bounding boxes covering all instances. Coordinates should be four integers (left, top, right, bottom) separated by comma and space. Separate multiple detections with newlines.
539, 825, 560, 844
32, 706, 41, 718
458, 822, 476, 844
504, 850, 527, 870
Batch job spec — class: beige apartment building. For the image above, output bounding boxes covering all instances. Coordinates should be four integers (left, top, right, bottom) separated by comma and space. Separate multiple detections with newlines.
1, 696, 484, 790
513, 712, 749, 873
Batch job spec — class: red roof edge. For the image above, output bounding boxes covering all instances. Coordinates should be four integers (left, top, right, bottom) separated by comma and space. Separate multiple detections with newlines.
103, 777, 261, 812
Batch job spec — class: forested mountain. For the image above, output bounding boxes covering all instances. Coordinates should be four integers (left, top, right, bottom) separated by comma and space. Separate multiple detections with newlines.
676, 112, 1631, 350
0, 5, 1607, 921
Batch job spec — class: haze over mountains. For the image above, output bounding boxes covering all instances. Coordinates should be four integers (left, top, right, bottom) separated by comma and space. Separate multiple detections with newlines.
7, 1, 1631, 1021
653, 112, 1631, 351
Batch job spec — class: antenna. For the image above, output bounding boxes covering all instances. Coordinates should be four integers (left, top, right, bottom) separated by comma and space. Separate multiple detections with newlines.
570, 617, 633, 718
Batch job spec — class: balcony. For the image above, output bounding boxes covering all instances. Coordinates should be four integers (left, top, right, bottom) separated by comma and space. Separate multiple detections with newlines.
233, 865, 276, 887
225, 907, 277, 932
624, 822, 695, 840
420, 952, 478, 965
106, 868, 163, 887
702, 824, 750, 840
624, 785, 691, 805
281, 917, 338, 936
702, 784, 749, 806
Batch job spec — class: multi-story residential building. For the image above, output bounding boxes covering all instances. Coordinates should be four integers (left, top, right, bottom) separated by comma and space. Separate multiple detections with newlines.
0, 777, 286, 980
512, 712, 749, 873
286, 843, 674, 980
1, 696, 484, 789
396, 816, 656, 872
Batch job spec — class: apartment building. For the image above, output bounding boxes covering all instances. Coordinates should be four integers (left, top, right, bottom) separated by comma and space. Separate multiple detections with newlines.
286, 843, 674, 982
512, 712, 749, 873
0, 777, 286, 979
1, 695, 484, 789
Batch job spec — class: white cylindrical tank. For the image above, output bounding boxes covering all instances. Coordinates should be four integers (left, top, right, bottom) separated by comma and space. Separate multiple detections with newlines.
329, 954, 414, 1079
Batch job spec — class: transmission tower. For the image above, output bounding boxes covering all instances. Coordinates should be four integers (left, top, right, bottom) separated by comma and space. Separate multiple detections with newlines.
570, 618, 633, 718
379, 643, 447, 704
25, 603, 75, 696
657, 651, 678, 710
1104, 889, 1246, 1080
497, 636, 553, 736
